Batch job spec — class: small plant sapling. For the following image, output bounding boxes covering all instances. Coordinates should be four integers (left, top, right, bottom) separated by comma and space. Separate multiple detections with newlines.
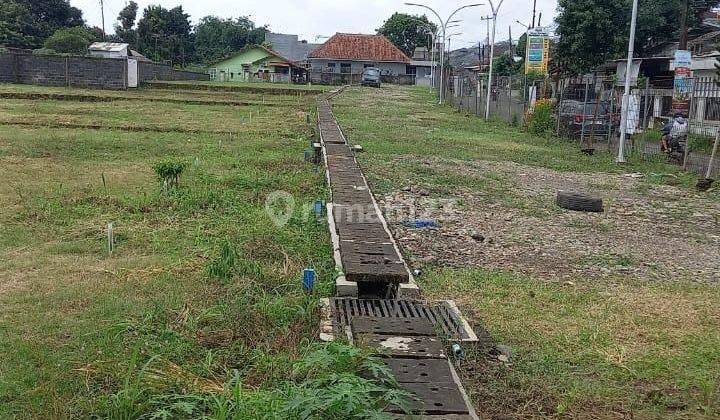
153, 159, 188, 191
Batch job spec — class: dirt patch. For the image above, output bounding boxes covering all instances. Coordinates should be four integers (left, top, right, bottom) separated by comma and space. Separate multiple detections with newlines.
378, 158, 720, 284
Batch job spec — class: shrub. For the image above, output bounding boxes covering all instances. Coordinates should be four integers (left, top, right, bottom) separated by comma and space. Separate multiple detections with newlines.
101, 343, 412, 418
153, 158, 188, 190
44, 26, 100, 55
528, 99, 555, 136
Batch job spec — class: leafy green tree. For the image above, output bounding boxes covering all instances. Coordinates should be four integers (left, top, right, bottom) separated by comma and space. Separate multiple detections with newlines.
0, 0, 84, 49
0, 1, 36, 48
194, 16, 266, 64
494, 52, 522, 76
377, 13, 438, 57
555, 0, 719, 75
114, 1, 138, 48
43, 26, 101, 54
136, 5, 193, 65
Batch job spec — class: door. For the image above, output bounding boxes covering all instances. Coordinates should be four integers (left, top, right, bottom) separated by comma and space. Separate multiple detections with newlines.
127, 58, 138, 88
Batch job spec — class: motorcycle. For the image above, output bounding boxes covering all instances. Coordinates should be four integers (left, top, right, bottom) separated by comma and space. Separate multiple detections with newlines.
662, 117, 688, 164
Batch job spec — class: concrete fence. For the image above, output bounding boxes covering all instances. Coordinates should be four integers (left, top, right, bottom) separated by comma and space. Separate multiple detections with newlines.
0, 52, 208, 90
308, 71, 417, 86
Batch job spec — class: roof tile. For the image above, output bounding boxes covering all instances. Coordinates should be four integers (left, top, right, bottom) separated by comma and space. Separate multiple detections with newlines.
309, 34, 411, 63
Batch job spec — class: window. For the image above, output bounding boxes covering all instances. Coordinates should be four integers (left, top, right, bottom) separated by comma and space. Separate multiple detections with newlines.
327, 62, 336, 69
364, 63, 374, 68
340, 63, 352, 74
230, 72, 234, 79
406, 65, 417, 76
208, 68, 217, 80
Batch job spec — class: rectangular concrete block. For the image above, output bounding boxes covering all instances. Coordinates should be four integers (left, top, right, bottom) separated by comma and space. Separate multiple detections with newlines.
335, 275, 358, 297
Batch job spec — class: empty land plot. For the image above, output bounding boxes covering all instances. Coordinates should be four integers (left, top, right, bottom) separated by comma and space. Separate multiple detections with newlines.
0, 97, 309, 134
0, 83, 317, 106
145, 80, 331, 95
0, 86, 338, 418
332, 85, 720, 419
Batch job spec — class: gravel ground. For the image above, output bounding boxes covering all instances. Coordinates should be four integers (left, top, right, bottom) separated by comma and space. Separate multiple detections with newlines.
378, 158, 720, 284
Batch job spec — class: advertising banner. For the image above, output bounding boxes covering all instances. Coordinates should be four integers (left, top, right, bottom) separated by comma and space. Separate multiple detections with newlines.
672, 49, 693, 116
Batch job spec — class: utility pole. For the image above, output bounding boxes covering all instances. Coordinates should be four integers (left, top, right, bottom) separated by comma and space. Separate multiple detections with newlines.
531, 0, 537, 28
99, 0, 106, 40
679, 0, 690, 49
479, 16, 492, 64
405, 3, 482, 105
485, 0, 506, 120
508, 26, 513, 56
617, 0, 639, 164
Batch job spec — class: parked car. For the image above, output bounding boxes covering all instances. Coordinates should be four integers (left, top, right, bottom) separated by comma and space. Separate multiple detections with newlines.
361, 67, 381, 88
558, 100, 619, 137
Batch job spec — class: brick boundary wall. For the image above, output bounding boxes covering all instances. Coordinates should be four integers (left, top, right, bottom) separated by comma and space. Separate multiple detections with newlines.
0, 52, 208, 90
138, 62, 209, 83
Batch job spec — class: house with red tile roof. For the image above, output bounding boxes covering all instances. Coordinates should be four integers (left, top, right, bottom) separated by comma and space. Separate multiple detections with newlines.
308, 33, 413, 79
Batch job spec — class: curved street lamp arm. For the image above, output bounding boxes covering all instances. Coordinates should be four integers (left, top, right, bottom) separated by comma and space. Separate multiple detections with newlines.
446, 4, 483, 27
404, 3, 444, 33
487, 0, 505, 14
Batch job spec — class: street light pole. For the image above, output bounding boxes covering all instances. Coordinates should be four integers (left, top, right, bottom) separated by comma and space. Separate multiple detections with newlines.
617, 0, 639, 164
484, 0, 504, 119
406, 3, 482, 104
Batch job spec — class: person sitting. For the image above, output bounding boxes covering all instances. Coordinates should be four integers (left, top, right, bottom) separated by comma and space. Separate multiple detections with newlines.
661, 113, 688, 152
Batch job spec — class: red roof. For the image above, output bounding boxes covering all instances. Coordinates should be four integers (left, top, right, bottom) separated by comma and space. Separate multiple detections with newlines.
309, 34, 411, 63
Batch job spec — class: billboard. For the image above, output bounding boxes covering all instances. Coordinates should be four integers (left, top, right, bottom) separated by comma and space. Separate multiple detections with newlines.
525, 29, 549, 75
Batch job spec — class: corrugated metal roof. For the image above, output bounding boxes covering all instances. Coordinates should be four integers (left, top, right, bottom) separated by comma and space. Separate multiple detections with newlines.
89, 42, 128, 52
308, 34, 411, 63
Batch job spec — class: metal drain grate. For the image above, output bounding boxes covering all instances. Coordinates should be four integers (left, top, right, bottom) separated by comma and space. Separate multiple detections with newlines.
330, 298, 476, 342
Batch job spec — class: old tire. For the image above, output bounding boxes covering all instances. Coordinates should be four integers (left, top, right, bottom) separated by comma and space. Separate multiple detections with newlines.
556, 191, 604, 213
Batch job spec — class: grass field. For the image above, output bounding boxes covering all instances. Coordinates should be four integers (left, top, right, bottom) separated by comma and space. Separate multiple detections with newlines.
144, 80, 332, 93
332, 86, 720, 419
0, 83, 408, 419
0, 83, 315, 105
2, 82, 717, 419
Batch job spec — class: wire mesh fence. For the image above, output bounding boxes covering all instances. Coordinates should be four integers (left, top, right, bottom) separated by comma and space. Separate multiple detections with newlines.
440, 73, 720, 178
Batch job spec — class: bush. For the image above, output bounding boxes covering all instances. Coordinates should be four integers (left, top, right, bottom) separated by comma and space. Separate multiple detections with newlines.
44, 26, 100, 55
153, 158, 188, 190
101, 343, 412, 418
32, 48, 57, 55
527, 99, 555, 136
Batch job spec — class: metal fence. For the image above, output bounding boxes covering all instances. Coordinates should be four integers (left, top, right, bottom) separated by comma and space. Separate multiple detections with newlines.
440, 73, 719, 178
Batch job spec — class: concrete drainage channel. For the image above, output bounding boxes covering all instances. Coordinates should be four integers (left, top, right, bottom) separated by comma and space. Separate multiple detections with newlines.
316, 87, 479, 419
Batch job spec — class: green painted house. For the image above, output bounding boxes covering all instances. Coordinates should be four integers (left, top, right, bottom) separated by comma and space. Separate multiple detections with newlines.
208, 45, 305, 83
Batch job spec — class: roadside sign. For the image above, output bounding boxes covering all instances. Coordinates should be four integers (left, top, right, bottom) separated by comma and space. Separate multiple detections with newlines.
525, 29, 549, 75
672, 50, 693, 116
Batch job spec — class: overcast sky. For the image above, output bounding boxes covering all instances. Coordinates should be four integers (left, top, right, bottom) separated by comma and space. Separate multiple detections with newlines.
71, 0, 558, 47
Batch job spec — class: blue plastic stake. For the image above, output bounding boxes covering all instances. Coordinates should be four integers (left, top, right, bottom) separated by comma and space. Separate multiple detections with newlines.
303, 268, 316, 292
314, 200, 326, 220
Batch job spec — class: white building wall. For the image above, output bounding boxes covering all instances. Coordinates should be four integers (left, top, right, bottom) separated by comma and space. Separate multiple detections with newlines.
309, 59, 409, 75
89, 48, 128, 59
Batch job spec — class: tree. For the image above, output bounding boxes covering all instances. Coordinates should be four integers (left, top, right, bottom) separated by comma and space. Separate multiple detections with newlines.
114, 1, 138, 48
494, 52, 522, 76
194, 16, 266, 64
43, 26, 101, 54
0, 0, 84, 49
555, 0, 720, 75
136, 5, 193, 65
377, 13, 438, 57
0, 1, 36, 48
